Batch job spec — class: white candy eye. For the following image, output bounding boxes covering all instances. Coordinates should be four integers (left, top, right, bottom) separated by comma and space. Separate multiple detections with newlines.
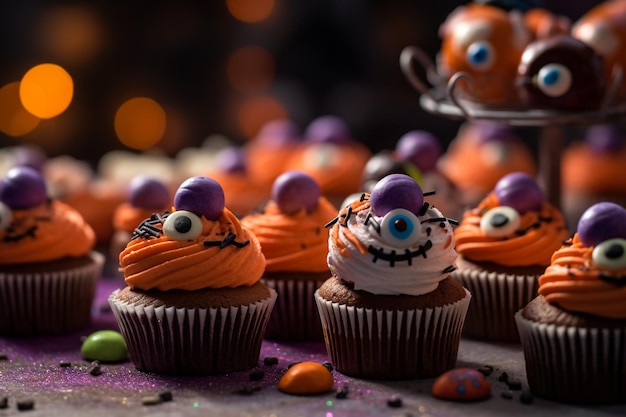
592, 238, 626, 270
0, 202, 12, 229
379, 208, 422, 248
162, 210, 203, 240
535, 63, 572, 97
480, 206, 521, 238
466, 41, 495, 70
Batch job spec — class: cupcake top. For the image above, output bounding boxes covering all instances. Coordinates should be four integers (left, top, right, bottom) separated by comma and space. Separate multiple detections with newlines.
112, 176, 172, 234
241, 171, 337, 273
326, 174, 458, 296
538, 202, 626, 319
455, 172, 568, 267
0, 166, 95, 264
119, 176, 266, 291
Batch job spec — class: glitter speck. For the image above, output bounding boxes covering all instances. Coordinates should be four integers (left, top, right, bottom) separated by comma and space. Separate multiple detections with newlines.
326, 412, 334, 417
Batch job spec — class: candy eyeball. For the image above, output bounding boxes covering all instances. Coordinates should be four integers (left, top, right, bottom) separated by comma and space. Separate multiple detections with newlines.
379, 208, 422, 248
577, 202, 626, 248
466, 41, 495, 70
304, 115, 351, 145
272, 171, 321, 215
493, 172, 543, 214
128, 176, 170, 210
162, 210, 203, 240
369, 174, 424, 217
534, 63, 572, 97
174, 176, 225, 221
480, 206, 521, 237
0, 166, 48, 209
395, 130, 442, 173
592, 238, 626, 270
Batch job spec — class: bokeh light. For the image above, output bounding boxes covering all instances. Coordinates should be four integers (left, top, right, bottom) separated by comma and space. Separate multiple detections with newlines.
226, 46, 275, 93
236, 95, 287, 138
114, 97, 167, 150
19, 63, 74, 119
226, 0, 275, 23
0, 82, 41, 136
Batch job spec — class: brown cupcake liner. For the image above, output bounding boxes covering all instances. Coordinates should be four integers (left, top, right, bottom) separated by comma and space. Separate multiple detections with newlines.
453, 269, 538, 343
262, 275, 327, 341
515, 311, 626, 404
108, 288, 277, 375
0, 251, 104, 336
314, 288, 471, 380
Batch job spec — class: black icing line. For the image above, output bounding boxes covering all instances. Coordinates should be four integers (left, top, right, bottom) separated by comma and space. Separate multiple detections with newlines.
367, 240, 433, 266
204, 232, 250, 249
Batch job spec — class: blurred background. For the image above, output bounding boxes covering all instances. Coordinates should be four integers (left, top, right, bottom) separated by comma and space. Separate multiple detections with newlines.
0, 0, 604, 166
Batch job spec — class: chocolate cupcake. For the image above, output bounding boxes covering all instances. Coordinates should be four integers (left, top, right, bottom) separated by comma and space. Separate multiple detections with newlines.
109, 176, 276, 375
315, 174, 470, 380
516, 202, 626, 404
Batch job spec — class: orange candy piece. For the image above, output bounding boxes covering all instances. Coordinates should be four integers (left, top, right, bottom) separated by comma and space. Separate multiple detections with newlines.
432, 368, 491, 401
278, 362, 334, 395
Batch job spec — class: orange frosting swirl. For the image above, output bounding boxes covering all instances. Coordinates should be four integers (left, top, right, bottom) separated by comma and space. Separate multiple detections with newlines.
120, 207, 265, 291
113, 203, 167, 234
454, 193, 568, 266
241, 197, 337, 272
538, 234, 626, 319
0, 200, 95, 264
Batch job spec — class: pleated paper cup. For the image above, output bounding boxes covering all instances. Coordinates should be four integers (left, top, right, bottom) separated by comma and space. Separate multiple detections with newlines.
315, 289, 470, 380
0, 251, 104, 336
454, 268, 539, 343
515, 311, 626, 404
109, 288, 277, 375
262, 272, 328, 341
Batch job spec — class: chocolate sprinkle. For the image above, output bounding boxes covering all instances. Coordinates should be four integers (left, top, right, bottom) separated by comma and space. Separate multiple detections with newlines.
132, 212, 169, 240
159, 391, 173, 402
506, 379, 522, 390
203, 232, 250, 249
387, 395, 403, 408
520, 391, 534, 404
263, 357, 278, 366
249, 369, 265, 381
0, 352, 8, 361
89, 363, 102, 376
141, 396, 162, 406
0, 397, 7, 409
59, 361, 71, 368
335, 386, 349, 399
17, 399, 34, 411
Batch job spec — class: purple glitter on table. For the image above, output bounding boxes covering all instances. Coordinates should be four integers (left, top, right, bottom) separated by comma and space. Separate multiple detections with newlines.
1, 278, 625, 416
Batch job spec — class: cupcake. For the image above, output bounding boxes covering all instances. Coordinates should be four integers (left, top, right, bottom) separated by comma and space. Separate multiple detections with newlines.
453, 172, 569, 342
562, 124, 626, 231
516, 202, 626, 404
315, 174, 470, 380
241, 171, 337, 341
110, 175, 172, 263
0, 167, 104, 336
285, 115, 372, 208
108, 176, 276, 375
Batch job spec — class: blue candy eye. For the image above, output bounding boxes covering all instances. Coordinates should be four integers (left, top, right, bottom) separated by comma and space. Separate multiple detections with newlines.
535, 63, 572, 97
379, 208, 422, 248
466, 42, 494, 70
592, 238, 626, 270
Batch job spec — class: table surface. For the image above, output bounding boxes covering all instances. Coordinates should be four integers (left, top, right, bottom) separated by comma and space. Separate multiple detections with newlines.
1, 278, 625, 417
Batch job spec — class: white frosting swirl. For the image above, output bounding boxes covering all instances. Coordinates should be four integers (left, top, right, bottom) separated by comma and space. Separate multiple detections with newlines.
327, 199, 458, 296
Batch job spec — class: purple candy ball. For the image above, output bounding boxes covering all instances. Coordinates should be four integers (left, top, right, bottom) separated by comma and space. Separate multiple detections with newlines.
395, 130, 443, 173
216, 147, 247, 173
585, 124, 624, 153
369, 174, 424, 216
174, 176, 225, 220
272, 171, 320, 215
494, 172, 543, 214
0, 166, 48, 209
577, 202, 626, 247
256, 119, 302, 146
128, 176, 171, 210
475, 122, 516, 144
304, 115, 351, 145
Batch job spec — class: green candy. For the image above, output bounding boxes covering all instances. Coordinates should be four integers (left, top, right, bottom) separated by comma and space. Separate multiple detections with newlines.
81, 330, 128, 363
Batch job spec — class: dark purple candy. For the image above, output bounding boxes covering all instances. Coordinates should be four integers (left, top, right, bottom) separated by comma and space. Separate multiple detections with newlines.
216, 147, 247, 173
174, 176, 225, 220
474, 122, 516, 144
585, 124, 624, 153
369, 174, 424, 216
271, 171, 320, 214
128, 176, 171, 210
577, 202, 626, 247
0, 166, 47, 209
304, 115, 351, 145
395, 130, 442, 173
493, 172, 543, 214
256, 119, 301, 146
